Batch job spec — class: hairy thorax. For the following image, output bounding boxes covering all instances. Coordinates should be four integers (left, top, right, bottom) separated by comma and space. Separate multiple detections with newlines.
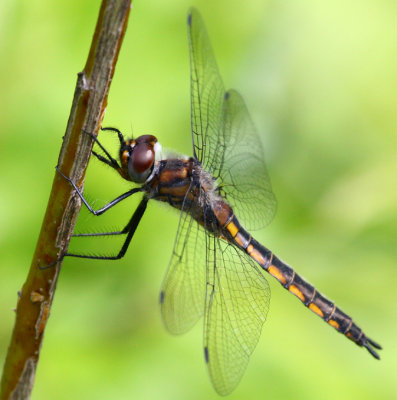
143, 158, 232, 236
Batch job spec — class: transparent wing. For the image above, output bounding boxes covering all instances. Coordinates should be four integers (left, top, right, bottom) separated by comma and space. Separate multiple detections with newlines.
218, 90, 277, 230
204, 236, 271, 396
187, 9, 276, 230
187, 7, 225, 167
160, 194, 207, 334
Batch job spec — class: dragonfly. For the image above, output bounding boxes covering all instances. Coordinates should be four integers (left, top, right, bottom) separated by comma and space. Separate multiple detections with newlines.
56, 7, 381, 396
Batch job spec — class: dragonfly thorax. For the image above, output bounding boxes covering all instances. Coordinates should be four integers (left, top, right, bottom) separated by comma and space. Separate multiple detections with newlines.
197, 165, 220, 207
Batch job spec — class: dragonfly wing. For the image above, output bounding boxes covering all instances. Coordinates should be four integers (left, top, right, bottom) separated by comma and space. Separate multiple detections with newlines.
160, 193, 207, 335
188, 9, 276, 231
219, 89, 277, 230
187, 7, 225, 166
204, 236, 271, 395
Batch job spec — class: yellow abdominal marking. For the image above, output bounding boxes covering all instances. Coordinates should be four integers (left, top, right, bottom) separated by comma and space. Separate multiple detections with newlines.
289, 285, 305, 302
249, 248, 266, 266
309, 303, 324, 317
226, 221, 238, 237
268, 265, 287, 285
328, 319, 340, 329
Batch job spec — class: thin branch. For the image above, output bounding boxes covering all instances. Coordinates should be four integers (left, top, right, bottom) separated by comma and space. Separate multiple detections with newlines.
0, 1, 132, 399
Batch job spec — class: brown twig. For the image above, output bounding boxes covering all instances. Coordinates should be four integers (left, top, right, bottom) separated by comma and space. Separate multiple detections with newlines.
0, 1, 132, 399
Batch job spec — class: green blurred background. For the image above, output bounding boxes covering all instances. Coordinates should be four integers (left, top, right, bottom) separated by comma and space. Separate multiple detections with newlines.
1, 0, 396, 399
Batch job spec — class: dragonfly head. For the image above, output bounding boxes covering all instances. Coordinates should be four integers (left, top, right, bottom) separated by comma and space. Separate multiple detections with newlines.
120, 134, 161, 183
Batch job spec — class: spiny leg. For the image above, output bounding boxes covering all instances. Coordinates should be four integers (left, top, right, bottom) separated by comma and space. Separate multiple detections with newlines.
101, 126, 125, 145
73, 229, 126, 238
41, 169, 142, 270
62, 197, 148, 262
91, 150, 118, 169
56, 167, 142, 216
72, 205, 139, 238
39, 194, 147, 270
84, 127, 128, 168
82, 129, 121, 170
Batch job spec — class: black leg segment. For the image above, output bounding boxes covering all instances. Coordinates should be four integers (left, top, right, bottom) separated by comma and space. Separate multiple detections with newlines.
65, 197, 148, 261
82, 129, 121, 170
101, 126, 126, 145
57, 166, 142, 216
72, 206, 140, 238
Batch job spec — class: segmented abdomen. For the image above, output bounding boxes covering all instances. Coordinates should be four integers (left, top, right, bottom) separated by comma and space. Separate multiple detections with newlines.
217, 209, 381, 359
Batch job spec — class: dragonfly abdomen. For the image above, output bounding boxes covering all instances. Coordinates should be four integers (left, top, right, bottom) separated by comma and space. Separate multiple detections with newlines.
219, 211, 381, 359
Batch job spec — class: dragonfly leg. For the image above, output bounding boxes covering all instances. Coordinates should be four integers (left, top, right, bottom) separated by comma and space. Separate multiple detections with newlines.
101, 126, 125, 145
65, 197, 148, 260
82, 128, 121, 170
72, 229, 126, 238
72, 205, 139, 237
91, 150, 118, 169
38, 254, 66, 270
56, 166, 142, 216
39, 197, 148, 269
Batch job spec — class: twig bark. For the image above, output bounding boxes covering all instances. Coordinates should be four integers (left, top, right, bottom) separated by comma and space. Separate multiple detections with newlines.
0, 1, 132, 399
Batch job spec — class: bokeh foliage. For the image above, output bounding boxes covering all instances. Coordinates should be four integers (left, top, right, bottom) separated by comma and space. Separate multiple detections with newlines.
0, 0, 396, 399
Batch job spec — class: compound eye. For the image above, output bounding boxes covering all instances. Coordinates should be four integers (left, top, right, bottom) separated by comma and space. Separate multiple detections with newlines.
127, 135, 157, 183
132, 143, 154, 174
